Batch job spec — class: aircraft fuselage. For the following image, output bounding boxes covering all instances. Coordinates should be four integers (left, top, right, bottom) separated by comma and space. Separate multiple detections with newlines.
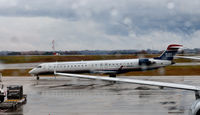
29, 58, 172, 75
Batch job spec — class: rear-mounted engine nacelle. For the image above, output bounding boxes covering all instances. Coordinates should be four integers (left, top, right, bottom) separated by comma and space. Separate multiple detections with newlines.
139, 59, 155, 66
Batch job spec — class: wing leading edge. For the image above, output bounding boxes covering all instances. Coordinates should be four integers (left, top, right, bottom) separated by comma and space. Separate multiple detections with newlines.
55, 72, 200, 99
55, 72, 200, 92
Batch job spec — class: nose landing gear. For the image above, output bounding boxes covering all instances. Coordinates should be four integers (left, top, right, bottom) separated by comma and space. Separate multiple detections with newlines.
36, 75, 39, 80
33, 75, 40, 80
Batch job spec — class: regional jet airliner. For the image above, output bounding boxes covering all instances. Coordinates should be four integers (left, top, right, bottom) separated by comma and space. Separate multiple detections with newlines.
29, 44, 182, 80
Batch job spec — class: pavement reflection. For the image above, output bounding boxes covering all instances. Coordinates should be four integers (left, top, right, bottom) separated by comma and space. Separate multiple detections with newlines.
0, 76, 199, 115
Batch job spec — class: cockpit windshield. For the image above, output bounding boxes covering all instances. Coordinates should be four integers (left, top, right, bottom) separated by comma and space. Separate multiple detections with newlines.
37, 66, 42, 68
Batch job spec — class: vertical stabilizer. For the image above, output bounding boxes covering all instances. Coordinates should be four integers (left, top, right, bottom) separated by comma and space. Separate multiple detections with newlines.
154, 44, 183, 60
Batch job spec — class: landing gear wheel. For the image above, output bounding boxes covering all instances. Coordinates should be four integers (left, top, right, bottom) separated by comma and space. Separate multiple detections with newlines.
109, 74, 116, 78
36, 76, 39, 80
109, 74, 116, 83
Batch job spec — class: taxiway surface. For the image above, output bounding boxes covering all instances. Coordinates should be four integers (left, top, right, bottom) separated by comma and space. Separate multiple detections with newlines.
0, 76, 199, 115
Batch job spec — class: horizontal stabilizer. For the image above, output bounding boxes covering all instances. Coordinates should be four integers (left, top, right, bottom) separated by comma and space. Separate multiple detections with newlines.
167, 44, 183, 51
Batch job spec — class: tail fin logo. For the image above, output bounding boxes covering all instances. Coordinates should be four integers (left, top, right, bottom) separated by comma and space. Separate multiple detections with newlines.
154, 44, 182, 60
165, 53, 173, 58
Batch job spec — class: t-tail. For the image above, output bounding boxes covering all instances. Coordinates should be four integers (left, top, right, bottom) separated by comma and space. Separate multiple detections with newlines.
154, 44, 183, 60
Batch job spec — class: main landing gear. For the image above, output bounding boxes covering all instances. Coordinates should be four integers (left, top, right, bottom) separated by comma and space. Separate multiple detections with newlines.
109, 74, 116, 78
109, 74, 116, 83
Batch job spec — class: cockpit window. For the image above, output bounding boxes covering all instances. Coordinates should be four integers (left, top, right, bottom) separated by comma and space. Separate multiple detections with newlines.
37, 66, 42, 68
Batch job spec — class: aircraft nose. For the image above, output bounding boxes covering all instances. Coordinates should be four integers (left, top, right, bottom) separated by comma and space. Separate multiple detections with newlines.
29, 68, 36, 74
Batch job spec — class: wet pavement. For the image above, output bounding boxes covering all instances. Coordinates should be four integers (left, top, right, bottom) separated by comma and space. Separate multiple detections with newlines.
0, 76, 199, 115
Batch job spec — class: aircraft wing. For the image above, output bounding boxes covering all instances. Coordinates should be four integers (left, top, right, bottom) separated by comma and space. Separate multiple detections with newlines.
175, 56, 200, 60
54, 72, 200, 92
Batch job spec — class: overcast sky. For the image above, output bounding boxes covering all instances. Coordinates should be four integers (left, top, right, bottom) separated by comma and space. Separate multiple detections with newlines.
0, 0, 200, 51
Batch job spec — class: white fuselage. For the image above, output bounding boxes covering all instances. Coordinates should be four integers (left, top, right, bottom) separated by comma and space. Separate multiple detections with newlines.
29, 58, 172, 75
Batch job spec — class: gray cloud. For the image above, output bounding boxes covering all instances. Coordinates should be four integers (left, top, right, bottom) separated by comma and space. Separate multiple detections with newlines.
0, 0, 200, 51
